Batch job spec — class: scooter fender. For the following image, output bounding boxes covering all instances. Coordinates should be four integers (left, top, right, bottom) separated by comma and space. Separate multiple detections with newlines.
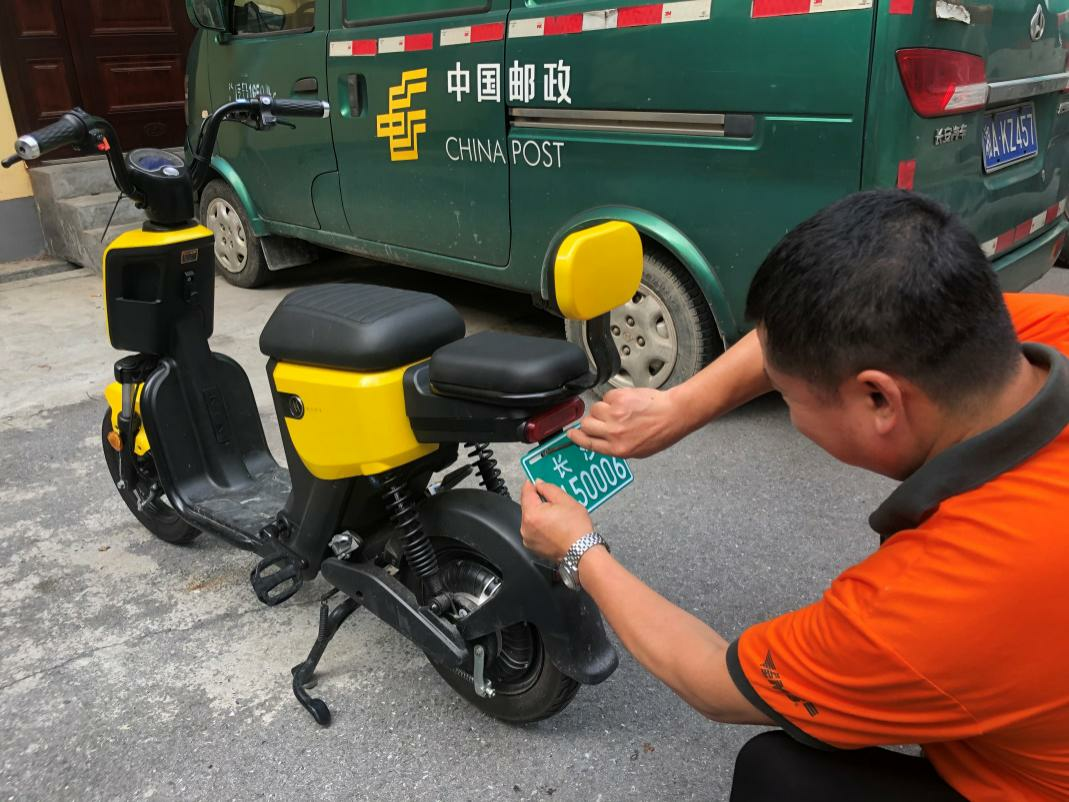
419, 488, 618, 685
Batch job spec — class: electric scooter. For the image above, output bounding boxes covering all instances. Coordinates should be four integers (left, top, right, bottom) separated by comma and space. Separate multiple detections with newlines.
3, 98, 643, 725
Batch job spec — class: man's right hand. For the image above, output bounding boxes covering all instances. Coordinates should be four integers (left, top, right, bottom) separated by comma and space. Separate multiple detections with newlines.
567, 387, 687, 458
566, 330, 774, 458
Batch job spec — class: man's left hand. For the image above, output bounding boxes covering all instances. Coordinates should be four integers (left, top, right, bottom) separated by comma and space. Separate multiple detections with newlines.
519, 480, 594, 562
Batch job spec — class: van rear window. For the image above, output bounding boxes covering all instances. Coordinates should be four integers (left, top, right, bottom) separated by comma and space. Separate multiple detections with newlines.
344, 0, 490, 27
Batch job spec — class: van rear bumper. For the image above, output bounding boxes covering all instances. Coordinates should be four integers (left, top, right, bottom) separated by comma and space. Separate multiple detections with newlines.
993, 219, 1067, 291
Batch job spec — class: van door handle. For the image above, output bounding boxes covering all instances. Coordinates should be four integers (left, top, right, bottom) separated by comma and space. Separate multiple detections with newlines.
346, 74, 366, 117
292, 77, 318, 94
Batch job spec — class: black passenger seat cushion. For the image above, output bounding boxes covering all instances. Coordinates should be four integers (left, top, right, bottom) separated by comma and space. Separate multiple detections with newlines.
259, 283, 465, 371
429, 331, 590, 396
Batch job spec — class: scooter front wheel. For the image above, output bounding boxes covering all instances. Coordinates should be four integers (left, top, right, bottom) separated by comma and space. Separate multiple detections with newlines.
101, 411, 200, 545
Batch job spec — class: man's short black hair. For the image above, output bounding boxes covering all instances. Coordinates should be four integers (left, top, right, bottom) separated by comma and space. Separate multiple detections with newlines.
745, 190, 1021, 408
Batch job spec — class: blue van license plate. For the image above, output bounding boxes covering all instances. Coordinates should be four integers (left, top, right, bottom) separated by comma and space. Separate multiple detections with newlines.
982, 103, 1038, 173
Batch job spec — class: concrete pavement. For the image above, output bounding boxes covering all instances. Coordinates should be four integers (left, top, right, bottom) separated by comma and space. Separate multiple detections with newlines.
1, 260, 1065, 802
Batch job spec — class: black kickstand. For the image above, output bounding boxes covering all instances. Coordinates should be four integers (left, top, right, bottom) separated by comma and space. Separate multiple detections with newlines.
291, 591, 361, 727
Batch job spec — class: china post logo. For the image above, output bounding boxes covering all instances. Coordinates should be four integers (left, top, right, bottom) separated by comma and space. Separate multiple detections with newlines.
376, 68, 428, 162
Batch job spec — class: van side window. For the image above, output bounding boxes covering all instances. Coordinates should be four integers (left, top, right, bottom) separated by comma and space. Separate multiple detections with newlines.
345, 0, 489, 26
232, 0, 316, 35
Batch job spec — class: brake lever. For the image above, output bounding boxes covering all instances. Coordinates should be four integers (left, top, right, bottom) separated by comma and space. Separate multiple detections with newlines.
230, 111, 292, 131
258, 107, 280, 130
233, 114, 270, 132
2, 154, 20, 169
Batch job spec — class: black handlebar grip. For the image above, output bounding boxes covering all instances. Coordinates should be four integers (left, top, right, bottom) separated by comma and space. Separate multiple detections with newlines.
15, 111, 90, 161
267, 97, 330, 119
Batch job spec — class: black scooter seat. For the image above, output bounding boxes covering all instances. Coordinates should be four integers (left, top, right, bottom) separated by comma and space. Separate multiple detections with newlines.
429, 331, 592, 405
260, 283, 465, 372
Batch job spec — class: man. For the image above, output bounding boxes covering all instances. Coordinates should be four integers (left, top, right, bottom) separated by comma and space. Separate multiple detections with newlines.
519, 190, 1069, 800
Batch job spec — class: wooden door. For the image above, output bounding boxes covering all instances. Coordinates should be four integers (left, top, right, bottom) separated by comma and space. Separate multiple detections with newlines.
0, 0, 84, 152
0, 0, 195, 155
59, 0, 195, 151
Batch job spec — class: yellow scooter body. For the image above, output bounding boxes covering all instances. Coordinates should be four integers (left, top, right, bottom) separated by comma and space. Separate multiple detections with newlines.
102, 225, 215, 353
101, 224, 214, 449
271, 359, 438, 480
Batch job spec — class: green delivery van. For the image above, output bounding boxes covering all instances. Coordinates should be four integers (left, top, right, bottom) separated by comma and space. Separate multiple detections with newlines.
185, 0, 1069, 389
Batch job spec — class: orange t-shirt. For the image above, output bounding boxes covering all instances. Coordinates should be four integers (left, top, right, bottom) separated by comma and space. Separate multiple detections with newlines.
728, 293, 1069, 801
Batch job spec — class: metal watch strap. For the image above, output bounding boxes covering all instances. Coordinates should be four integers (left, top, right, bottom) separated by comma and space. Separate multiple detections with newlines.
561, 531, 609, 587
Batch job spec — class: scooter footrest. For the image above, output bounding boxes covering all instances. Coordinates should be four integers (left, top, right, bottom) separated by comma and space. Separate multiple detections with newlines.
250, 553, 303, 606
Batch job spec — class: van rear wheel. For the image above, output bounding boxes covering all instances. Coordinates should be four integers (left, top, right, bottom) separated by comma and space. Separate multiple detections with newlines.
565, 246, 721, 394
200, 179, 270, 288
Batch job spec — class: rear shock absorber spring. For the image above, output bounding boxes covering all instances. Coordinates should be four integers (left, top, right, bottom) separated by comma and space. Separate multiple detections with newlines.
380, 472, 442, 592
466, 443, 509, 497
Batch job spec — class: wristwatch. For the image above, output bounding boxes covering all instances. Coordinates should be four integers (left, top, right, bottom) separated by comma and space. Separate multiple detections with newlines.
558, 531, 610, 591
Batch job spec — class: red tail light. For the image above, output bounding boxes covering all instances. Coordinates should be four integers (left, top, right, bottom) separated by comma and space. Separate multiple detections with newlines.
896, 49, 988, 117
522, 398, 585, 443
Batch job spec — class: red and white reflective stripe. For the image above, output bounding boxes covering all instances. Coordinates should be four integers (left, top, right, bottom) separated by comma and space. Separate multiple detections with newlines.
329, 40, 371, 57
508, 0, 711, 39
329, 33, 433, 57
379, 33, 434, 53
980, 199, 1067, 258
329, 1, 711, 55
440, 21, 506, 46
752, 0, 871, 19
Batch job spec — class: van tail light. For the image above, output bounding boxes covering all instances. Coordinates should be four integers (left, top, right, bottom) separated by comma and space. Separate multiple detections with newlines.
522, 398, 585, 443
896, 49, 988, 117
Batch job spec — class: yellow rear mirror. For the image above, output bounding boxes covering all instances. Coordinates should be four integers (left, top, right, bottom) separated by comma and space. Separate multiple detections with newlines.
553, 221, 642, 321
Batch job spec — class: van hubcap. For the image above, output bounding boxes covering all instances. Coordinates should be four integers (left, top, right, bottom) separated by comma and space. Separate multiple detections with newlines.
205, 198, 248, 274
605, 284, 678, 389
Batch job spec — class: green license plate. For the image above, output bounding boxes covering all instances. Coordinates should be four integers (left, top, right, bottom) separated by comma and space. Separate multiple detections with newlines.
520, 427, 634, 512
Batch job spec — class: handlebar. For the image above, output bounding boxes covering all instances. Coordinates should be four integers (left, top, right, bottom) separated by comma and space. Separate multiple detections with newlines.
188, 96, 329, 190
264, 96, 331, 119
7, 111, 91, 164
4, 96, 331, 211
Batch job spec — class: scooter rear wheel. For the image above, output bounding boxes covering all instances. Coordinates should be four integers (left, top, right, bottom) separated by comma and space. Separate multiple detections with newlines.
416, 542, 580, 723
101, 411, 200, 545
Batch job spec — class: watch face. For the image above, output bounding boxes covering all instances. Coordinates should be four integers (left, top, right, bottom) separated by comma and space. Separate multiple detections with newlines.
559, 561, 580, 590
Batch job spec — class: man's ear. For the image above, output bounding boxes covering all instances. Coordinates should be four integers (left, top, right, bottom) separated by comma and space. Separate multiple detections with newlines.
853, 370, 905, 436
